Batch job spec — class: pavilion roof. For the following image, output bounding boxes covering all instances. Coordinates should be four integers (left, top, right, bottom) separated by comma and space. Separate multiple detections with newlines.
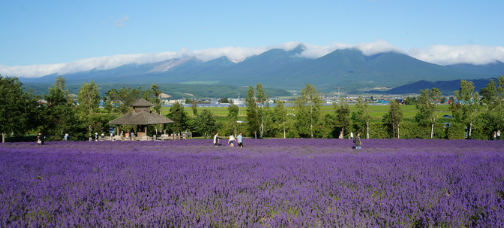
109, 111, 174, 125
131, 98, 154, 107
108, 98, 173, 125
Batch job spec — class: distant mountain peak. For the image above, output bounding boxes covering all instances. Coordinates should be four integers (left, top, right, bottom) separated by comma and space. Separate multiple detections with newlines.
288, 44, 307, 55
149, 57, 196, 73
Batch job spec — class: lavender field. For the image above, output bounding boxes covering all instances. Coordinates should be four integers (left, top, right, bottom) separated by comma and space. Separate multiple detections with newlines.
1, 139, 503, 227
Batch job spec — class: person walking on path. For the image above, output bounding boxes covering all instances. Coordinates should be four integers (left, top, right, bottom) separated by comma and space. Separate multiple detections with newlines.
498, 130, 501, 140
229, 134, 235, 147
213, 132, 219, 147
237, 132, 243, 148
354, 133, 362, 149
493, 131, 497, 140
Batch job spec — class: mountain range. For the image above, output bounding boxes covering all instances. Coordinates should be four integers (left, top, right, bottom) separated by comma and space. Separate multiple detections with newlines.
19, 45, 504, 94
363, 78, 501, 95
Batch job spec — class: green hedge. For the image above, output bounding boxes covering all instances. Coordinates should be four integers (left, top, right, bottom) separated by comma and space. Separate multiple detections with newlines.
447, 122, 465, 140
367, 122, 465, 139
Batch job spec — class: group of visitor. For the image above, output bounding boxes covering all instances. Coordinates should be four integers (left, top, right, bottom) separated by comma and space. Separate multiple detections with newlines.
493, 130, 501, 140
213, 132, 244, 148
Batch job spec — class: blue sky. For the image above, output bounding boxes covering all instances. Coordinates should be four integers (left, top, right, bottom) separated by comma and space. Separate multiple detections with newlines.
1, 0, 503, 77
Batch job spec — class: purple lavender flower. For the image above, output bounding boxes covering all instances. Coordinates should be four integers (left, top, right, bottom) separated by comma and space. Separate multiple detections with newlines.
0, 139, 503, 227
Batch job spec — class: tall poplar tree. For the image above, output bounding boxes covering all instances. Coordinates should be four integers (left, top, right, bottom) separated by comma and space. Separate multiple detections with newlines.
454, 80, 480, 138
149, 84, 162, 114
191, 99, 198, 115
295, 84, 322, 138
77, 80, 102, 136
334, 101, 352, 138
383, 100, 403, 139
415, 88, 442, 138
77, 80, 100, 116
351, 97, 371, 139
227, 102, 239, 136
256, 83, 268, 137
245, 86, 260, 138
274, 100, 287, 138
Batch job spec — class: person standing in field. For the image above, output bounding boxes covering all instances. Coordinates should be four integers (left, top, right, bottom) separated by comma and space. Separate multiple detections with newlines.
237, 132, 243, 148
37, 132, 44, 145
497, 130, 501, 140
493, 131, 497, 140
228, 134, 235, 147
213, 132, 219, 147
354, 133, 361, 149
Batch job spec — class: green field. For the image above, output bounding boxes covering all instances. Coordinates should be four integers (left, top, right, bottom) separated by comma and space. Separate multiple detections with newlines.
161, 104, 453, 123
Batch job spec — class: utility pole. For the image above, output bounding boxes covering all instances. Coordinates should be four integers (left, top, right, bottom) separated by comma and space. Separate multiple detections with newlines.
336, 87, 343, 102
237, 93, 240, 117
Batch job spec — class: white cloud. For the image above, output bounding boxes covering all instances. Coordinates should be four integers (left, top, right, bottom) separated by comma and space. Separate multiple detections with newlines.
356, 40, 405, 56
297, 42, 351, 58
190, 46, 268, 62
294, 40, 403, 59
2, 41, 504, 78
0, 63, 66, 78
0, 52, 180, 78
114, 16, 129, 28
408, 44, 504, 65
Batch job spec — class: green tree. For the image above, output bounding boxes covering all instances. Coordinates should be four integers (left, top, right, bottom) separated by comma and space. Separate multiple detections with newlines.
334, 101, 352, 138
351, 97, 371, 139
0, 75, 40, 142
382, 100, 403, 139
149, 84, 162, 114
295, 84, 322, 138
43, 77, 85, 140
77, 80, 100, 115
480, 76, 504, 131
220, 97, 230, 103
256, 83, 268, 137
454, 80, 481, 138
245, 86, 260, 138
116, 87, 142, 114
103, 88, 119, 113
227, 102, 240, 136
191, 99, 198, 115
480, 79, 498, 107
415, 88, 442, 138
77, 80, 102, 137
403, 96, 417, 105
166, 102, 189, 135
192, 109, 219, 138
273, 100, 288, 138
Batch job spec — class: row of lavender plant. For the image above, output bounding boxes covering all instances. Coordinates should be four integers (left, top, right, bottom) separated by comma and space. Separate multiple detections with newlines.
1, 139, 503, 227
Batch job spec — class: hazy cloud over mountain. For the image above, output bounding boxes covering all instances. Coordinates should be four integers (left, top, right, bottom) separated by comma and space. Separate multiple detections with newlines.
1, 41, 503, 78
409, 45, 504, 66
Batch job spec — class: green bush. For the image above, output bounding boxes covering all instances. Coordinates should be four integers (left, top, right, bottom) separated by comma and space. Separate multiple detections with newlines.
369, 123, 389, 139
447, 122, 466, 140
401, 122, 428, 139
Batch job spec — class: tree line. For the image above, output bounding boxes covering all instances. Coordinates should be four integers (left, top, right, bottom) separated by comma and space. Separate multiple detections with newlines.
240, 78, 504, 140
1, 74, 503, 142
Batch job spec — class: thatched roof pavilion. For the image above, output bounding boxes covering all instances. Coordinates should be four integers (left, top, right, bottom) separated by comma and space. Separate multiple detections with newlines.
109, 98, 173, 139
